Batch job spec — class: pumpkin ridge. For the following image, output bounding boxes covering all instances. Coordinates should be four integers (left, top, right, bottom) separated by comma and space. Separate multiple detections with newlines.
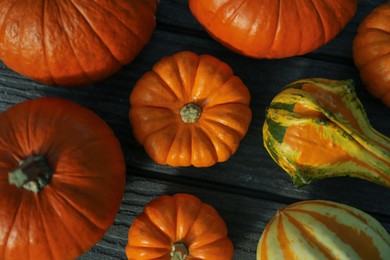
88, 0, 146, 46
189, 236, 231, 252
193, 126, 218, 163
141, 120, 178, 147
53, 0, 94, 83
66, 0, 123, 66
39, 191, 86, 256
166, 125, 189, 166
152, 70, 184, 103
41, 0, 56, 85
172, 53, 196, 102
203, 102, 250, 112
359, 50, 390, 73
48, 133, 119, 161
353, 37, 390, 66
0, 0, 18, 48
126, 245, 170, 259
25, 102, 33, 153
361, 27, 390, 37
173, 193, 205, 244
268, 0, 282, 55
308, 0, 326, 45
34, 195, 56, 260
2, 192, 24, 258
48, 187, 107, 232
218, 0, 246, 28
198, 120, 234, 158
182, 200, 204, 248
193, 55, 233, 102
143, 207, 174, 243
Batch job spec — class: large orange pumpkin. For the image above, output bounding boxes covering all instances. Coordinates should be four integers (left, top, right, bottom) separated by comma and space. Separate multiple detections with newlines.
353, 2, 390, 107
126, 193, 234, 260
189, 0, 358, 59
0, 0, 158, 86
0, 97, 126, 259
129, 51, 252, 167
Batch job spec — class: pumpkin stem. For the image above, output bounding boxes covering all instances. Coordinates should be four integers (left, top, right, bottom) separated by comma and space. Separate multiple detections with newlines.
180, 103, 202, 123
170, 242, 189, 260
8, 155, 53, 193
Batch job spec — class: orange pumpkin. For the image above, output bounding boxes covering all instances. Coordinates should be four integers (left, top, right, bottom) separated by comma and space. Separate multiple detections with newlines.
0, 0, 158, 86
353, 2, 390, 107
126, 193, 234, 260
129, 51, 252, 167
0, 97, 126, 259
189, 0, 358, 59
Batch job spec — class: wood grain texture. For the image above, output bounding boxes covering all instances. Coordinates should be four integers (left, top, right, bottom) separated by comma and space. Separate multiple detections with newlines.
0, 0, 389, 259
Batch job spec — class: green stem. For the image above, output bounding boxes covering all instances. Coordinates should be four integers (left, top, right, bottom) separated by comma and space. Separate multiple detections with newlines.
180, 103, 202, 123
170, 242, 189, 260
8, 155, 53, 193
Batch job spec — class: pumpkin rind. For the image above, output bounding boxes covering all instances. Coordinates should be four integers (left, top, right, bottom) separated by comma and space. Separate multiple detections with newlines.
353, 2, 390, 107
262, 78, 390, 188
0, 0, 158, 86
129, 51, 252, 167
189, 0, 358, 59
257, 200, 390, 260
126, 193, 234, 260
0, 97, 126, 260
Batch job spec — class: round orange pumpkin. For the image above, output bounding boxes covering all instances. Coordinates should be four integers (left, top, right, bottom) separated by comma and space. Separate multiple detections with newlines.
189, 0, 358, 59
257, 200, 390, 259
0, 97, 126, 259
126, 193, 234, 260
353, 2, 390, 107
0, 0, 158, 86
129, 51, 252, 167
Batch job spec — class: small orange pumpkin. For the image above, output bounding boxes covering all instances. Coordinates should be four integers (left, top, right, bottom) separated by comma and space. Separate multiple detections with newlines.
0, 0, 158, 86
189, 0, 358, 59
129, 51, 252, 167
353, 2, 390, 107
126, 193, 234, 260
0, 97, 126, 260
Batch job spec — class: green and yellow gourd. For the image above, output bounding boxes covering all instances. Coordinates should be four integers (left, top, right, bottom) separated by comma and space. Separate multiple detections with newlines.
263, 78, 390, 188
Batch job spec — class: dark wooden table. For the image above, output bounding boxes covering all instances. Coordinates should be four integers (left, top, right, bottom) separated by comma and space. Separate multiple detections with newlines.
1, 1, 389, 259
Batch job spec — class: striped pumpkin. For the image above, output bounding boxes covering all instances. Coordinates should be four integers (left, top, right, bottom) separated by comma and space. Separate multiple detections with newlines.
262, 78, 390, 188
257, 200, 390, 259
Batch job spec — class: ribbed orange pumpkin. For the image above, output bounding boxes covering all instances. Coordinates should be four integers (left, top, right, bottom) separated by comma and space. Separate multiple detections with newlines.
0, 97, 126, 260
126, 193, 234, 260
129, 51, 252, 167
257, 200, 390, 259
189, 0, 358, 59
0, 0, 158, 86
353, 2, 390, 107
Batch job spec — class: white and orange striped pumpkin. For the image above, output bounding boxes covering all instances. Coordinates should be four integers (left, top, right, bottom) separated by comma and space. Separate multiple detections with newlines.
257, 200, 390, 259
